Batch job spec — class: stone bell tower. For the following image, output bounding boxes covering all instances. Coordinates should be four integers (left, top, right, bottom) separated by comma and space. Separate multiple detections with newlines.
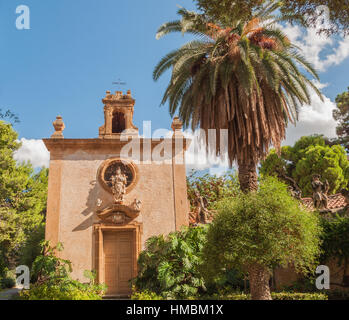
44, 89, 190, 297
99, 90, 138, 138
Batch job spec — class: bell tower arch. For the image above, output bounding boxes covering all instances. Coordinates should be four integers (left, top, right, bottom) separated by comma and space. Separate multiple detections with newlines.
99, 90, 138, 138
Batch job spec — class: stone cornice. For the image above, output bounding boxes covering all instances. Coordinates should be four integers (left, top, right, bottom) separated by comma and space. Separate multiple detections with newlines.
43, 137, 191, 152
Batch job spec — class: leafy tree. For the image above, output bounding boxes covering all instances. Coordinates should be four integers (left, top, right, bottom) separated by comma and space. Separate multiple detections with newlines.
0, 120, 48, 275
195, 0, 349, 36
332, 87, 349, 151
202, 177, 322, 300
186, 171, 240, 209
260, 135, 349, 197
154, 2, 321, 193
281, 0, 349, 36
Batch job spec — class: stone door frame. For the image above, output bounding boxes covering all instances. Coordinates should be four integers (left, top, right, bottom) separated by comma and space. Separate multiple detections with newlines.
93, 222, 142, 296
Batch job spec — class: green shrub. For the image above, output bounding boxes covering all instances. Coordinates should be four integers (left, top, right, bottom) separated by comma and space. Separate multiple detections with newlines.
271, 292, 327, 300
203, 291, 327, 300
20, 279, 105, 300
0, 268, 16, 289
130, 290, 327, 300
131, 288, 164, 300
19, 241, 106, 300
202, 177, 322, 300
0, 277, 16, 289
133, 226, 208, 299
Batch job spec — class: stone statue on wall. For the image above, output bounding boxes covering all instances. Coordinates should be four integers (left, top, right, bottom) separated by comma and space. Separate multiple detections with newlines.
312, 175, 329, 210
190, 190, 211, 225
111, 167, 127, 203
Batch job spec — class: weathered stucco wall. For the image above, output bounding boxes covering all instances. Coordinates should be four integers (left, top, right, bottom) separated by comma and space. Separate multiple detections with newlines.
44, 139, 190, 281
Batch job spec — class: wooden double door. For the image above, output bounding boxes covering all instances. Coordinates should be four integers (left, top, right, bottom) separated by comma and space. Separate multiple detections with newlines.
103, 230, 134, 296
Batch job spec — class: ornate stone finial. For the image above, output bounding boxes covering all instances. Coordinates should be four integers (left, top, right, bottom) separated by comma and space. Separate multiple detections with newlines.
171, 117, 183, 131
106, 90, 111, 95
51, 116, 65, 139
127, 90, 132, 97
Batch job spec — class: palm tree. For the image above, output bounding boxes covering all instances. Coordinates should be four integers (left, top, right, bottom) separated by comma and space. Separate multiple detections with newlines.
153, 2, 322, 194
153, 2, 322, 300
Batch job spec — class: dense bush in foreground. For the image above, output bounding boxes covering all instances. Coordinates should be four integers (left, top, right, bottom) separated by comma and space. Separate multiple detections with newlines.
131, 290, 327, 300
132, 226, 208, 299
19, 242, 106, 300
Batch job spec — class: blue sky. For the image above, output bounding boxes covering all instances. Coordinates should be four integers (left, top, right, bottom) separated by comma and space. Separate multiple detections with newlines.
0, 0, 197, 139
1, 1, 349, 171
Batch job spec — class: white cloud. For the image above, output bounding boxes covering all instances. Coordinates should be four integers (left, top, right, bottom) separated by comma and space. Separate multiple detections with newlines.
284, 84, 338, 146
183, 130, 233, 174
14, 138, 50, 168
280, 23, 349, 72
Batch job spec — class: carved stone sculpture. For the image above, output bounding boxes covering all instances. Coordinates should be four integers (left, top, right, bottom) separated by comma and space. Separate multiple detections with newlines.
97, 203, 141, 225
111, 167, 127, 203
96, 199, 103, 207
312, 175, 329, 210
131, 199, 142, 211
190, 190, 212, 225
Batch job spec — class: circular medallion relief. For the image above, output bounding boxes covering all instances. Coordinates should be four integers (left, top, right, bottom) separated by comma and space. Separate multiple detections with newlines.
98, 159, 138, 194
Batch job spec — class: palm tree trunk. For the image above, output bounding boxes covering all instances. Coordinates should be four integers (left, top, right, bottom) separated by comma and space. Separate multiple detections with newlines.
248, 264, 272, 300
238, 160, 258, 192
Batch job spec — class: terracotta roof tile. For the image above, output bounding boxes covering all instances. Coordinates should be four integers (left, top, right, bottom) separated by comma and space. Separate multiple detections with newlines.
301, 193, 347, 211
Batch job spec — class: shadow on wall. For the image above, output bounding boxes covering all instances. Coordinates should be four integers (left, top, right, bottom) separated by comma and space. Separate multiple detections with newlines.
73, 180, 99, 232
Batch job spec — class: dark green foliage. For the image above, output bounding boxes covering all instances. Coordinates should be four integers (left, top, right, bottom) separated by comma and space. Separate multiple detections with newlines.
19, 223, 46, 272
260, 135, 349, 197
332, 87, 349, 151
0, 277, 15, 289
186, 171, 240, 210
320, 215, 349, 264
133, 226, 209, 299
30, 241, 72, 284
195, 0, 264, 25
20, 242, 106, 300
196, 0, 349, 36
202, 177, 322, 281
